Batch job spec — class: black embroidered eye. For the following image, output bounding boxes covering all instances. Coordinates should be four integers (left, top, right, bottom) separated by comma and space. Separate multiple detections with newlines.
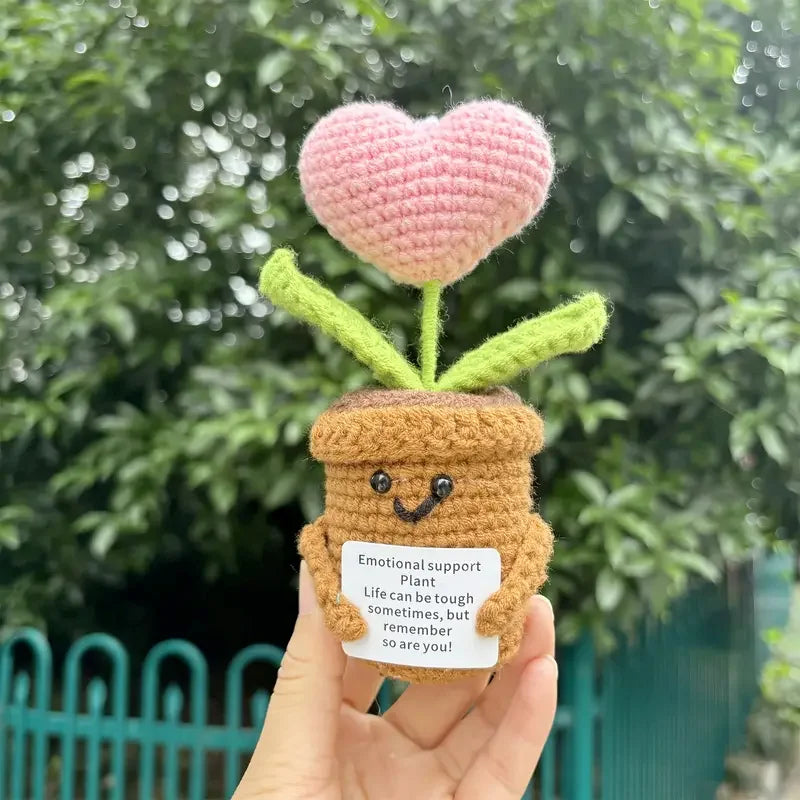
431, 475, 454, 499
370, 470, 392, 494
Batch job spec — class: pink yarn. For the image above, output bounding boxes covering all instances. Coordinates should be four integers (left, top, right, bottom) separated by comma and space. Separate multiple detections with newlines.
298, 101, 554, 286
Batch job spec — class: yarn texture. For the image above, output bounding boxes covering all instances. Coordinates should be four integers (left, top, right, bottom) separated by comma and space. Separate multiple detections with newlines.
298, 100, 554, 287
299, 389, 554, 684
419, 280, 442, 388
258, 98, 609, 684
437, 292, 609, 392
259, 248, 423, 389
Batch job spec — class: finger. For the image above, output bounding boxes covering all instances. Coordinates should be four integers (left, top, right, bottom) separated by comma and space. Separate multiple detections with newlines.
234, 562, 345, 797
342, 657, 384, 712
384, 669, 490, 748
483, 595, 555, 707
437, 595, 554, 779
456, 656, 557, 800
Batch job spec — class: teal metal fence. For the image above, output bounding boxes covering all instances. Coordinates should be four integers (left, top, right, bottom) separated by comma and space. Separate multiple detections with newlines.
0, 552, 793, 800
0, 631, 283, 799
600, 551, 794, 800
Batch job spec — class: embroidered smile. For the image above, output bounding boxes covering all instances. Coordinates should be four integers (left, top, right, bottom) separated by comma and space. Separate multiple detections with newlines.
370, 470, 455, 524
393, 495, 441, 524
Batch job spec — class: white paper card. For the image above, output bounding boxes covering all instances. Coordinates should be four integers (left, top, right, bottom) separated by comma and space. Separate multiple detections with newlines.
341, 541, 501, 669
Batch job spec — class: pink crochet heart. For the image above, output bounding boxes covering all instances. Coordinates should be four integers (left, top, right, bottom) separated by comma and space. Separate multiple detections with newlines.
298, 101, 554, 286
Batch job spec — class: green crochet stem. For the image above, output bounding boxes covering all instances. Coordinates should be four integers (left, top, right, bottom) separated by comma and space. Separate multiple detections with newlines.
419, 280, 442, 389
436, 292, 609, 392
259, 249, 423, 390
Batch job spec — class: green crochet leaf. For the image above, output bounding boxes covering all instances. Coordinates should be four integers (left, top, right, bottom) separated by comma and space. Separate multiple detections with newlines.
259, 249, 423, 390
436, 292, 609, 392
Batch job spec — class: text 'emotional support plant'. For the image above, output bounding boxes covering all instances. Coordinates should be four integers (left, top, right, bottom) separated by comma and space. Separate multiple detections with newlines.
259, 100, 609, 683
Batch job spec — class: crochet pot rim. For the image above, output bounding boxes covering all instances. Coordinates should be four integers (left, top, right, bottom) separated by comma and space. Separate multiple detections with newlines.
310, 387, 545, 465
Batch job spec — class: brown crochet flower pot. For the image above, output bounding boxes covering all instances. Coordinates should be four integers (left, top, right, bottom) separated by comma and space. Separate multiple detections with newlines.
299, 388, 553, 684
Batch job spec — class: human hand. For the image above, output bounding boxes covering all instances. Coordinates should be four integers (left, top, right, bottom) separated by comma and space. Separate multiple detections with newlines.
233, 562, 557, 800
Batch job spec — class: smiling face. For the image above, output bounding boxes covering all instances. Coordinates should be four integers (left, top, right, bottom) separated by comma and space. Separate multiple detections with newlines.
371, 468, 453, 523
322, 454, 534, 555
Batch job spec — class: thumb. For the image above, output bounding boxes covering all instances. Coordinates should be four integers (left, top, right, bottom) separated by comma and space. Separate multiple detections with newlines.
234, 562, 346, 797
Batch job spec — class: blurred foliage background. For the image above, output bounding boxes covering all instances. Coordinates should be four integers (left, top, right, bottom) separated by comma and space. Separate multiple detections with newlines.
0, 0, 798, 660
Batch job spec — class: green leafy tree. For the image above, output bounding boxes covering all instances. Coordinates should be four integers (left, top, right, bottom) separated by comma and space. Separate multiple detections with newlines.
0, 0, 797, 650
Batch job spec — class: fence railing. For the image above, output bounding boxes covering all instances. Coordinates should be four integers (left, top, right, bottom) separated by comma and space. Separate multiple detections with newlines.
601, 550, 794, 800
0, 626, 595, 800
0, 629, 283, 799
0, 551, 794, 800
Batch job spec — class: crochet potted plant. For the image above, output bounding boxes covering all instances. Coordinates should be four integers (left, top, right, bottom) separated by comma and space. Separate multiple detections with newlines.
259, 101, 608, 684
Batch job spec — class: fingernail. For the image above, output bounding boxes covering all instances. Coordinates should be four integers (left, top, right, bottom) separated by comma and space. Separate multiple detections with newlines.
535, 594, 554, 620
298, 561, 315, 616
544, 654, 559, 679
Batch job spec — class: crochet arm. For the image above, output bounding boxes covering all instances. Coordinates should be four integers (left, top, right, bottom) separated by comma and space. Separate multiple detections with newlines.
476, 514, 554, 638
298, 518, 368, 642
